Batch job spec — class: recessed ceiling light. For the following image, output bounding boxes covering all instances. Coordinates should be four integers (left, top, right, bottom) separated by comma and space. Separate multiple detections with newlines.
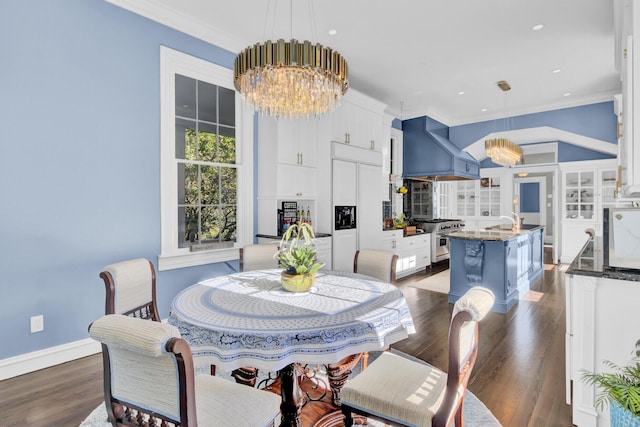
532, 24, 544, 31
328, 29, 337, 36
552, 69, 561, 73
458, 91, 465, 95
481, 108, 488, 112
563, 92, 571, 97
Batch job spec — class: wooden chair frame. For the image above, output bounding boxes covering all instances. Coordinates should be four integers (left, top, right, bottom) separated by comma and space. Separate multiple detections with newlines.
342, 308, 479, 427
99, 336, 197, 427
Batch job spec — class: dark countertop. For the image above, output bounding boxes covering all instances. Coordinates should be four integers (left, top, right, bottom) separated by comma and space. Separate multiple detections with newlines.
448, 224, 544, 241
566, 237, 640, 281
256, 232, 332, 239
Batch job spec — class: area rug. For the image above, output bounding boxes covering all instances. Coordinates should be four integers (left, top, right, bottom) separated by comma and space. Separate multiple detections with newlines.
409, 269, 450, 294
81, 389, 499, 427
80, 350, 501, 427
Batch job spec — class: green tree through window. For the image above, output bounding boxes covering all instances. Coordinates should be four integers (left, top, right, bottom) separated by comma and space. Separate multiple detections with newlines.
175, 75, 237, 249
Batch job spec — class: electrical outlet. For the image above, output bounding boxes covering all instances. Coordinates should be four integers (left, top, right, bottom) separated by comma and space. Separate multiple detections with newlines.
30, 315, 44, 333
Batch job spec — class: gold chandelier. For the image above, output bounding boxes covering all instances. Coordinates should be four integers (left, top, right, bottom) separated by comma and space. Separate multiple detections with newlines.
485, 80, 522, 167
234, 38, 349, 118
485, 138, 522, 167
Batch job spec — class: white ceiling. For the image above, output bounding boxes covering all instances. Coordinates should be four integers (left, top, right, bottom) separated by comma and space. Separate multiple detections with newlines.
110, 0, 621, 126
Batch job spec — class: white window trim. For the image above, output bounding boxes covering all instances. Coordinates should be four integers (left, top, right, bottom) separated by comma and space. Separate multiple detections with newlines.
158, 46, 254, 271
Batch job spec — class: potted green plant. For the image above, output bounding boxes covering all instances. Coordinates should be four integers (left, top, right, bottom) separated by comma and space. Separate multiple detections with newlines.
277, 222, 324, 292
581, 339, 640, 426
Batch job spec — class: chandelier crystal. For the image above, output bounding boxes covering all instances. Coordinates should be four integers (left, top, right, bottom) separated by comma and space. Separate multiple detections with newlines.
234, 39, 349, 118
485, 138, 522, 167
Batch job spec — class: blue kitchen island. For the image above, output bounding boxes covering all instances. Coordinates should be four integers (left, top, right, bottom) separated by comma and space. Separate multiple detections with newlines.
447, 224, 544, 313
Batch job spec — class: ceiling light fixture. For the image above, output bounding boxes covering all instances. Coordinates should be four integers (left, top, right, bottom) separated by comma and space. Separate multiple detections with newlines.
485, 80, 523, 167
233, 0, 349, 118
532, 24, 544, 31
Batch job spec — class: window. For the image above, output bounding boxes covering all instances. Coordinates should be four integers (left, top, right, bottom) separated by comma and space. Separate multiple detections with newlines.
159, 47, 254, 271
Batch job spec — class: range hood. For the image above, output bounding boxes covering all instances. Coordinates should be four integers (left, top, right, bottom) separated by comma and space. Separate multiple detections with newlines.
402, 116, 480, 181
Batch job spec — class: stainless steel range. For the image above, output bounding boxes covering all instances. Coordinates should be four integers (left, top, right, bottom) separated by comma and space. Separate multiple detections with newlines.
413, 219, 465, 263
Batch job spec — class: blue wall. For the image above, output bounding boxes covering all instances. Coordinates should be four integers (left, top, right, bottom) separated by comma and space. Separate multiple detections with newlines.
521, 183, 540, 213
0, 0, 243, 359
449, 102, 617, 164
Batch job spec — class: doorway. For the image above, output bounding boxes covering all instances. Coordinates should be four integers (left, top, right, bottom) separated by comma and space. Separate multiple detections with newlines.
514, 173, 558, 263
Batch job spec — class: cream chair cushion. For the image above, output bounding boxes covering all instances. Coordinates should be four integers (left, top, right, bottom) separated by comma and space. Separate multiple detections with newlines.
341, 351, 454, 427
355, 249, 396, 283
196, 375, 280, 427
101, 258, 153, 315
241, 244, 279, 271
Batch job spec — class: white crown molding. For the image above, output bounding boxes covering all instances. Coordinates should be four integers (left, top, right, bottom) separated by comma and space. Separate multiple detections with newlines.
105, 0, 247, 53
0, 339, 101, 381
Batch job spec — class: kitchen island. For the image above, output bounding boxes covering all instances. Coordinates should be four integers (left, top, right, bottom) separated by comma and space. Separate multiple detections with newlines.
447, 224, 544, 313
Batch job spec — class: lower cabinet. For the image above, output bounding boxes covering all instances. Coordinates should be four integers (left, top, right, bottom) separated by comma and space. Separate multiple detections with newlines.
397, 233, 431, 279
566, 273, 640, 427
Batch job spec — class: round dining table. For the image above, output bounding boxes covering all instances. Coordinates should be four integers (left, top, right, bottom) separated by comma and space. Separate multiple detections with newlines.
168, 268, 415, 427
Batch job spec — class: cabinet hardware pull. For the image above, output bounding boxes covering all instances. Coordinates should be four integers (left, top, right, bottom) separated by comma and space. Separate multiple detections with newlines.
345, 133, 350, 144
370, 140, 375, 150
300, 153, 303, 164
617, 121, 623, 139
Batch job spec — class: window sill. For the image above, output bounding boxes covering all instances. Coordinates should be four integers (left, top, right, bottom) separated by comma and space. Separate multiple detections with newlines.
158, 248, 238, 271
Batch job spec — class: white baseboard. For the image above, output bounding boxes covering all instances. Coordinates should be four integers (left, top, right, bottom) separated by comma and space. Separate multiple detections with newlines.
0, 338, 101, 381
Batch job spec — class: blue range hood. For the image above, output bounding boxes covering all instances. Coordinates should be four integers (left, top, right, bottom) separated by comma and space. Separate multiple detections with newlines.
402, 116, 480, 181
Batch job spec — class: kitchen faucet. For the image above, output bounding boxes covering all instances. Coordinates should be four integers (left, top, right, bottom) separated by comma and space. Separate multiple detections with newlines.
499, 212, 521, 232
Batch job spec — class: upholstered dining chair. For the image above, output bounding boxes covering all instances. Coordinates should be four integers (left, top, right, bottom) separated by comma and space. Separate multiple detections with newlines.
100, 258, 159, 321
341, 286, 495, 427
239, 244, 279, 272
89, 314, 281, 427
234, 244, 280, 386
354, 249, 399, 285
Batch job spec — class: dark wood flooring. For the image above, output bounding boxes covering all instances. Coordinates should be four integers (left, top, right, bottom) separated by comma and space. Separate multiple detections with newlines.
0, 251, 572, 426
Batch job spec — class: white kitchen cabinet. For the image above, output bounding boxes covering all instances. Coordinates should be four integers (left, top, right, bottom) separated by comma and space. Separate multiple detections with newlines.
330, 90, 387, 153
435, 182, 455, 219
276, 118, 318, 167
381, 230, 403, 254
614, 0, 640, 196
559, 160, 625, 263
566, 271, 640, 427
397, 233, 431, 279
276, 164, 317, 199
455, 180, 478, 218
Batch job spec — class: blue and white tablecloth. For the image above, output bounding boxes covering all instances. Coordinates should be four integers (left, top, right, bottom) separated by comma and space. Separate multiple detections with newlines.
168, 269, 415, 372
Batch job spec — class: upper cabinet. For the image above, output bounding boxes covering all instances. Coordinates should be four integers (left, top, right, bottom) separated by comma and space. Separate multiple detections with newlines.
330, 90, 387, 152
276, 118, 318, 168
614, 0, 640, 196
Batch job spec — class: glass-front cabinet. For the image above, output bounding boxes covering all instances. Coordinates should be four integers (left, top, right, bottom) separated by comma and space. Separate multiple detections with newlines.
456, 181, 477, 217
479, 177, 501, 217
563, 171, 594, 220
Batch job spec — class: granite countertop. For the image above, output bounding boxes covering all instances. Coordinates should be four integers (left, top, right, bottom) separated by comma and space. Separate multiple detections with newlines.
448, 224, 544, 241
566, 237, 640, 281
256, 232, 332, 239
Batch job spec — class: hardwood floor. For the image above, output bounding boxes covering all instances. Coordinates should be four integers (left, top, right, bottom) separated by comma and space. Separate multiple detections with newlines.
0, 255, 572, 426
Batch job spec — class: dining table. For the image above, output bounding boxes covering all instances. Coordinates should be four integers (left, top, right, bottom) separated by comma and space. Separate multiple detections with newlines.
168, 268, 415, 427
